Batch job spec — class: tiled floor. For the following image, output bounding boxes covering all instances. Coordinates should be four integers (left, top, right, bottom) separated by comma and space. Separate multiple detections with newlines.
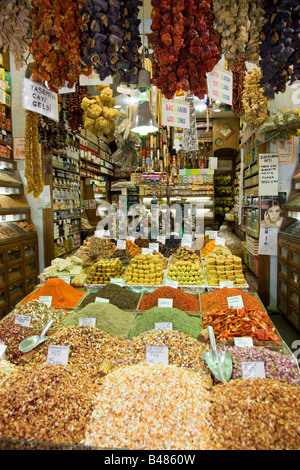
269, 311, 300, 354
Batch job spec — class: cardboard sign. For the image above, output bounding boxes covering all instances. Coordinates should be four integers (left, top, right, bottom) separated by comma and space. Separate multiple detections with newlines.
22, 78, 59, 122
207, 67, 233, 105
259, 154, 279, 196
161, 98, 190, 129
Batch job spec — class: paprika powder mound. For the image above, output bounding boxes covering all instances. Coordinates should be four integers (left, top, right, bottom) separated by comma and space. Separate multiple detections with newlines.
22, 278, 85, 309
138, 286, 200, 312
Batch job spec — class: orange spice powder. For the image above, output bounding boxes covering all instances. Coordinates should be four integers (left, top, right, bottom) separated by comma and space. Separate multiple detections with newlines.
22, 278, 85, 309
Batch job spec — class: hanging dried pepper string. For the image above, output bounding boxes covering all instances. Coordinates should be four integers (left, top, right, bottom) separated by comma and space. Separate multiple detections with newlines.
24, 110, 44, 199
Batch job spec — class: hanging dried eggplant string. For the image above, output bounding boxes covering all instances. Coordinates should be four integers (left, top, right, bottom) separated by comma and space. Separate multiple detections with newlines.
259, 0, 300, 100
65, 84, 92, 134
24, 110, 44, 199
118, 0, 143, 85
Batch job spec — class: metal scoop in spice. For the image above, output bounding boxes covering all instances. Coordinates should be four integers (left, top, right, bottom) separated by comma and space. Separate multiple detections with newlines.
202, 325, 232, 383
19, 320, 53, 353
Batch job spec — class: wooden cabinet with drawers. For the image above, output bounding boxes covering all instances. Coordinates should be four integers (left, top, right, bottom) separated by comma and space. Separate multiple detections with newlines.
0, 235, 39, 319
277, 235, 300, 331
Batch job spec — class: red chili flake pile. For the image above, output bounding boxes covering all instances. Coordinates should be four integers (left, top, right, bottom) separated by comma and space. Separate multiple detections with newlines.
200, 287, 265, 314
138, 286, 200, 312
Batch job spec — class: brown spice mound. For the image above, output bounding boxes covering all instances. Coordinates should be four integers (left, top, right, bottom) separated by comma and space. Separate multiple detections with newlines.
0, 363, 103, 446
209, 378, 300, 450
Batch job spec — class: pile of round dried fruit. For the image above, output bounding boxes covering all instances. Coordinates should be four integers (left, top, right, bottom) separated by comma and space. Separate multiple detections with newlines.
208, 378, 300, 450
0, 363, 102, 446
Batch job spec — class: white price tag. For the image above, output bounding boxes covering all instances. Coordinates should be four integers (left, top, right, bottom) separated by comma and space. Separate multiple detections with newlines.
220, 281, 234, 288
227, 295, 244, 309
157, 236, 166, 244
149, 243, 159, 253
146, 346, 169, 365
215, 237, 226, 246
242, 361, 266, 380
0, 344, 7, 359
58, 276, 71, 285
95, 297, 109, 303
205, 231, 218, 239
126, 236, 135, 242
79, 317, 96, 327
117, 239, 126, 250
110, 278, 124, 286
158, 298, 173, 308
46, 345, 70, 365
39, 296, 52, 308
14, 314, 31, 327
165, 279, 178, 288
181, 234, 192, 248
234, 337, 253, 347
155, 322, 173, 331
142, 248, 152, 255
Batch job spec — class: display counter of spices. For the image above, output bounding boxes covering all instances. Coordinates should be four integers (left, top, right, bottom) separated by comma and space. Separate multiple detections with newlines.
200, 287, 266, 314
137, 286, 201, 316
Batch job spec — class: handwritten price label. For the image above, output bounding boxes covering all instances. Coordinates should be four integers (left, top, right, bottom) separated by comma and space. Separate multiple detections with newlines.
14, 314, 31, 327
46, 345, 69, 366
158, 298, 173, 308
146, 346, 169, 365
242, 361, 266, 380
155, 322, 173, 331
79, 317, 96, 327
234, 337, 253, 347
227, 295, 244, 309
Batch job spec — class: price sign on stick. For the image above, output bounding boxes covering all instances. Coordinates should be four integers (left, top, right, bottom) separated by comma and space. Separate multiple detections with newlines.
46, 345, 69, 366
158, 298, 173, 308
146, 346, 169, 365
234, 337, 253, 347
155, 322, 173, 331
14, 314, 31, 327
79, 318, 96, 327
242, 361, 266, 379
227, 295, 244, 309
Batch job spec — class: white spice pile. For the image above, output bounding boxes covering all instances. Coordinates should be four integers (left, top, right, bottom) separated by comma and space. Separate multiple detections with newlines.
83, 363, 215, 450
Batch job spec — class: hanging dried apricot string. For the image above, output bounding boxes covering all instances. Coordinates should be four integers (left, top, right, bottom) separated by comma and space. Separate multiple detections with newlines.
24, 110, 44, 199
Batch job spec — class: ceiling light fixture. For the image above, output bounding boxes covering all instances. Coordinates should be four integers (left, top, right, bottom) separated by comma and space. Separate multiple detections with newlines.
131, 0, 158, 136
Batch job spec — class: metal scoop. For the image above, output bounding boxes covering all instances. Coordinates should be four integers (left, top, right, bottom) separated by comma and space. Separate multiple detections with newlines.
202, 325, 233, 383
19, 320, 53, 353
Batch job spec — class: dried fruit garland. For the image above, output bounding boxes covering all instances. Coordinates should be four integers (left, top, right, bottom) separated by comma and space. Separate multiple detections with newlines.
0, 0, 30, 70
241, 69, 269, 129
80, 0, 143, 85
150, 0, 220, 99
259, 0, 300, 99
65, 83, 92, 134
24, 110, 44, 199
28, 0, 91, 93
231, 59, 247, 116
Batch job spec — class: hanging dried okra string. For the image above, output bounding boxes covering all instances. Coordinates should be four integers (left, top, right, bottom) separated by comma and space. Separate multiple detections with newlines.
24, 110, 44, 199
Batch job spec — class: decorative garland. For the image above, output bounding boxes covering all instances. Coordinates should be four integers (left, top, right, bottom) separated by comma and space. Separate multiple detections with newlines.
28, 0, 91, 93
150, 0, 220, 99
24, 110, 44, 199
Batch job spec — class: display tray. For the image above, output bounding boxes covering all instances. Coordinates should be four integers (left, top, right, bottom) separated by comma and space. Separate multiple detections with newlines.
75, 286, 142, 313
136, 291, 201, 317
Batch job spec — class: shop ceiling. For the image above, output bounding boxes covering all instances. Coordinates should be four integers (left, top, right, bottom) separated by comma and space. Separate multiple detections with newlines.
111, 0, 235, 121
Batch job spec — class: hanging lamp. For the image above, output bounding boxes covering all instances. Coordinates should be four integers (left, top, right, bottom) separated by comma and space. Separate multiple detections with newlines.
131, 0, 158, 136
131, 68, 158, 136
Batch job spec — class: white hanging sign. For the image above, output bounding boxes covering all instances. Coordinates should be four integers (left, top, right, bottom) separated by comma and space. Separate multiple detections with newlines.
79, 73, 113, 86
207, 67, 233, 106
22, 78, 59, 122
259, 154, 279, 196
161, 98, 190, 129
